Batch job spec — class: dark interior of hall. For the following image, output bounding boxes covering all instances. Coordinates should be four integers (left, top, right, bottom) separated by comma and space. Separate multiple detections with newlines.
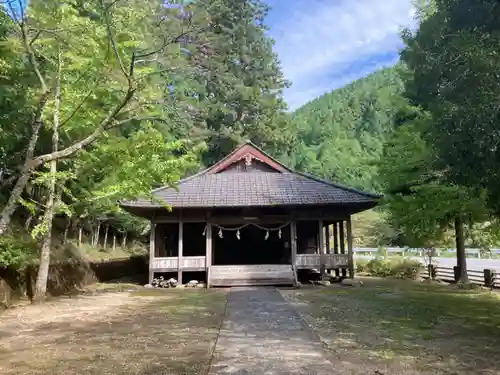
213, 224, 290, 265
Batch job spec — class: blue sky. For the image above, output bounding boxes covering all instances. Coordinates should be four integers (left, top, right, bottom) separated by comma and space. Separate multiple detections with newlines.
265, 0, 417, 110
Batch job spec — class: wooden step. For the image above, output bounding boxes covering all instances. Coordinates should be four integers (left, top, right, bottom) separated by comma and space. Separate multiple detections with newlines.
210, 278, 294, 287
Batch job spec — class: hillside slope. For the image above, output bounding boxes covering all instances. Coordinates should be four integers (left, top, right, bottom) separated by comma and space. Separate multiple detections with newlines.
291, 67, 406, 192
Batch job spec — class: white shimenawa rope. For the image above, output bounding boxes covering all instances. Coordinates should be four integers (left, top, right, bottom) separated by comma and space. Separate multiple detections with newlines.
202, 222, 290, 240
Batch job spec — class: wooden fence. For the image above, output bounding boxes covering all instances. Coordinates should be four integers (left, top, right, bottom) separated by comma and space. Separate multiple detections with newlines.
421, 265, 500, 288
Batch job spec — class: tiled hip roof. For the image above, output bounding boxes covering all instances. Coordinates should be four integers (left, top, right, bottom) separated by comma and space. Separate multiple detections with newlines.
123, 172, 379, 208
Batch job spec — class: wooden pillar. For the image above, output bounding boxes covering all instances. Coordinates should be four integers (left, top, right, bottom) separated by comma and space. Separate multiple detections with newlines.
346, 216, 354, 278
290, 221, 298, 286
206, 223, 212, 288
339, 221, 347, 278
318, 219, 326, 278
333, 222, 340, 277
325, 223, 331, 274
178, 220, 183, 284
149, 221, 156, 284
325, 224, 331, 254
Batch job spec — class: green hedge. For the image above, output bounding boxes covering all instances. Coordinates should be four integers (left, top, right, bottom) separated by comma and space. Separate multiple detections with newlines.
356, 258, 423, 279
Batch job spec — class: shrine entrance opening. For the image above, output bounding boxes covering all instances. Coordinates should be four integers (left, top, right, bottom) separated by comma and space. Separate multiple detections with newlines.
212, 223, 290, 266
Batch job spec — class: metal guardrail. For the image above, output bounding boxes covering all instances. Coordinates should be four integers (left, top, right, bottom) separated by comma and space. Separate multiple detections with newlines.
353, 247, 500, 258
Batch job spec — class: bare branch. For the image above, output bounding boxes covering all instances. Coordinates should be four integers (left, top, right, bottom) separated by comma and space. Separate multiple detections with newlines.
116, 116, 165, 126
31, 87, 136, 168
100, 0, 128, 79
9, 1, 49, 93
60, 89, 96, 128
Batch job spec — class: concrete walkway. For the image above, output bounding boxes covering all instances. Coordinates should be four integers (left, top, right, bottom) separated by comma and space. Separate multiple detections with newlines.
209, 287, 340, 375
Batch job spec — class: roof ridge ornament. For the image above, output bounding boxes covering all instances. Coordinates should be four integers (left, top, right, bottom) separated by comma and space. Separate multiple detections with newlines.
244, 153, 254, 166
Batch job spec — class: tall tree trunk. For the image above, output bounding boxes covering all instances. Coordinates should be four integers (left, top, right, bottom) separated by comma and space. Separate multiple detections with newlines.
24, 214, 33, 231
103, 225, 109, 248
33, 51, 61, 303
455, 215, 468, 283
0, 16, 51, 236
113, 234, 116, 251
122, 232, 127, 248
94, 222, 101, 247
78, 226, 83, 247
63, 219, 70, 244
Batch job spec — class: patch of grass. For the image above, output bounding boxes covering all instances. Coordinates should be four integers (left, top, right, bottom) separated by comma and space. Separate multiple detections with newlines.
0, 288, 227, 375
77, 242, 146, 262
282, 278, 500, 375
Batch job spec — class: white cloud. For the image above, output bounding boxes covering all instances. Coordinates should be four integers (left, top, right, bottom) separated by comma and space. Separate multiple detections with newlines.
268, 0, 417, 109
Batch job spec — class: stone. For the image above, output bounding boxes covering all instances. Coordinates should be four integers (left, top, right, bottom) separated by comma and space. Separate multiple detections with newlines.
341, 278, 364, 287
144, 284, 153, 288
187, 280, 199, 287
196, 283, 205, 288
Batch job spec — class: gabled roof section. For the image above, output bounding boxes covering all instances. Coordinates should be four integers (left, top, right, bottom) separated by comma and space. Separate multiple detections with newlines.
204, 141, 289, 174
120, 141, 382, 211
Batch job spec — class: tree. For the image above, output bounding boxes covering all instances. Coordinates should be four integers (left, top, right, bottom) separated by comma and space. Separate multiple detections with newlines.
0, 0, 204, 301
292, 67, 406, 190
378, 114, 489, 282
0, 0, 203, 235
401, 0, 500, 213
176, 0, 295, 167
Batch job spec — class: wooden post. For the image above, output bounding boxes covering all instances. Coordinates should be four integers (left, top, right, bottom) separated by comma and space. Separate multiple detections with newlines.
290, 221, 298, 286
346, 216, 354, 279
206, 223, 212, 288
325, 224, 331, 275
484, 269, 494, 288
325, 224, 331, 254
149, 221, 156, 284
178, 220, 183, 285
339, 221, 347, 277
333, 222, 340, 277
318, 220, 326, 279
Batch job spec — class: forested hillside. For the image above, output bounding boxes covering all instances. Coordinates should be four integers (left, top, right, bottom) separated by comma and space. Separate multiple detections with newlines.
292, 67, 406, 191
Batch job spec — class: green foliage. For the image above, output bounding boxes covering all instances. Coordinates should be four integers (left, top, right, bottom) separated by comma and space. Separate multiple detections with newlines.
357, 258, 423, 279
378, 117, 490, 248
352, 210, 397, 247
402, 0, 500, 213
292, 67, 406, 190
0, 229, 38, 268
174, 0, 295, 167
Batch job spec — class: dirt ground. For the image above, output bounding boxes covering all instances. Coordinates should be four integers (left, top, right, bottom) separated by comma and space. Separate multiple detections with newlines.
281, 278, 500, 375
0, 288, 228, 375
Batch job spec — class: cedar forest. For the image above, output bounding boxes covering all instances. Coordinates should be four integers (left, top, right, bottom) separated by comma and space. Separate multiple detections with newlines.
1, 0, 499, 301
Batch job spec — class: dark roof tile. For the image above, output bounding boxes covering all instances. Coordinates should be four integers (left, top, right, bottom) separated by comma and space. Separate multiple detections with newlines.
123, 172, 379, 208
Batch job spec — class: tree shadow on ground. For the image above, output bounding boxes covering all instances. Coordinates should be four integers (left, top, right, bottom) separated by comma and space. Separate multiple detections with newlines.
0, 289, 227, 375
282, 279, 500, 375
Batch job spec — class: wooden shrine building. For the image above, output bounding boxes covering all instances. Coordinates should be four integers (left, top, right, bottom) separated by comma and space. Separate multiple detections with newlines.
121, 142, 380, 286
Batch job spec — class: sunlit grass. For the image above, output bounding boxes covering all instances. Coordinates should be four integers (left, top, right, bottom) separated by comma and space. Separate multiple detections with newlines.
283, 278, 500, 374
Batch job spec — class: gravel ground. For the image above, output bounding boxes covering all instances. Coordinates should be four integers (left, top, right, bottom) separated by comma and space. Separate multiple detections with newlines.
0, 288, 227, 375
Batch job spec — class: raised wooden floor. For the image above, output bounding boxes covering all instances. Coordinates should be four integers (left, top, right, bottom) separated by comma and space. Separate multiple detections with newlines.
209, 265, 295, 287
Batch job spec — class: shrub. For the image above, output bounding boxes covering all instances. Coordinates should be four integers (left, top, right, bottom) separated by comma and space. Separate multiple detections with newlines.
0, 229, 38, 269
392, 259, 423, 280
362, 258, 423, 279
356, 260, 369, 273
366, 258, 394, 277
